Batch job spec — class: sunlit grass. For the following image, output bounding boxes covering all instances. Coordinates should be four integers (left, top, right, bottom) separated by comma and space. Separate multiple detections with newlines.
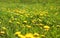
0, 1, 60, 38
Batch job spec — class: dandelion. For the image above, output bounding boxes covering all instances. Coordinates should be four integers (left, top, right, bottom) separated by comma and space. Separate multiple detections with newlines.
24, 20, 27, 23
44, 25, 50, 31
31, 19, 36, 23
38, 19, 42, 22
9, 20, 12, 23
25, 33, 34, 38
14, 31, 25, 38
14, 31, 21, 35
26, 25, 31, 28
14, 18, 18, 20
0, 31, 5, 34
57, 25, 60, 28
18, 34, 25, 38
40, 11, 48, 16
2, 27, 7, 30
16, 22, 20, 24
40, 13, 44, 16
39, 23, 43, 27
33, 33, 40, 38
41, 35, 45, 38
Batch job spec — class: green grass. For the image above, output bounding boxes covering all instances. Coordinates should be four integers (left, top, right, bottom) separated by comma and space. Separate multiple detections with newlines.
0, 1, 60, 38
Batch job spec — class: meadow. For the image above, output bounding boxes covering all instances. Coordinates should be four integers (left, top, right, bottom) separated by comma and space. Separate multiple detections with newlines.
0, 0, 60, 38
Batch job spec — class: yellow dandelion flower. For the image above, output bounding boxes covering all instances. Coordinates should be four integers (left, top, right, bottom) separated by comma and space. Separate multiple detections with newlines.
30, 16, 33, 18
26, 25, 31, 28
39, 23, 43, 26
17, 22, 20, 24
57, 25, 60, 28
25, 33, 34, 38
25, 14, 29, 17
14, 31, 21, 35
24, 21, 27, 23
33, 33, 40, 38
41, 35, 45, 38
2, 27, 7, 30
40, 13, 44, 16
44, 25, 50, 31
0, 31, 5, 34
14, 18, 18, 20
18, 34, 25, 38
38, 19, 42, 22
31, 19, 36, 23
37, 24, 43, 29
40, 11, 48, 16
15, 31, 25, 38
9, 20, 12, 23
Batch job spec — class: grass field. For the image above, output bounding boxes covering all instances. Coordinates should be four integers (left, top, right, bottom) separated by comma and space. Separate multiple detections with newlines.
0, 0, 60, 38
